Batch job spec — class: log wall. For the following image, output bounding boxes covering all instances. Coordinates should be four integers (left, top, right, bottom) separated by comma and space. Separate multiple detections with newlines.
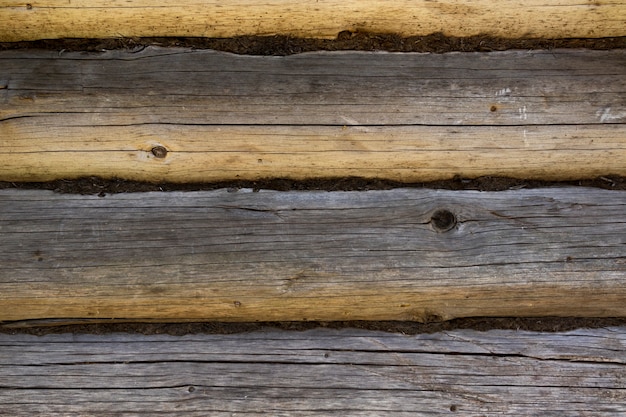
2, 7, 626, 414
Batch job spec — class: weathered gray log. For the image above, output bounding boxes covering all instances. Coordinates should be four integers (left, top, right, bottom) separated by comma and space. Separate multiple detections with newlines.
0, 187, 624, 322
1, 48, 625, 182
0, 327, 625, 415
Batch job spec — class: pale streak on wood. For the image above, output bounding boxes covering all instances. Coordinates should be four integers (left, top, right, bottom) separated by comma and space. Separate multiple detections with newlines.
1, 48, 625, 182
0, 187, 624, 322
0, 327, 624, 415
0, 0, 625, 41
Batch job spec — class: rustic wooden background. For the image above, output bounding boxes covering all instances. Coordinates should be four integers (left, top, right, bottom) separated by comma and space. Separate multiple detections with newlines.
1, 2, 625, 414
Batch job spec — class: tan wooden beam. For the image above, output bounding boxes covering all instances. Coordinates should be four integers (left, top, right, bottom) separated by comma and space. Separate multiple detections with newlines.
1, 187, 624, 322
1, 48, 625, 182
1, 0, 625, 42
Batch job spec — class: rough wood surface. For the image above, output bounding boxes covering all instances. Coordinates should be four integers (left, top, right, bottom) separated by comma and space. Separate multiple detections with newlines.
1, 187, 624, 322
1, 48, 625, 182
1, 0, 625, 41
1, 327, 625, 415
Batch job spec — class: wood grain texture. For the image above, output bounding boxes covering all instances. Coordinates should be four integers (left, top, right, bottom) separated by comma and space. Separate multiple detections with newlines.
1, 48, 625, 182
1, 187, 624, 322
1, 0, 625, 41
1, 327, 625, 415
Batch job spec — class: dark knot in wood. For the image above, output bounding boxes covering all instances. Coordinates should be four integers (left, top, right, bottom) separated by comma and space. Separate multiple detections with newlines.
431, 209, 456, 232
151, 146, 168, 158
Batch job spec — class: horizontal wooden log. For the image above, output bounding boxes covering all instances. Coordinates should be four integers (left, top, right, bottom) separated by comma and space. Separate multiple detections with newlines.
1, 187, 624, 322
1, 0, 625, 42
1, 48, 625, 182
1, 327, 625, 415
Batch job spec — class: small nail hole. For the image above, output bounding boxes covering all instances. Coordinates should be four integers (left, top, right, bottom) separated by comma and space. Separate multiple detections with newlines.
26, 4, 33, 10
490, 105, 497, 112
188, 386, 195, 393
151, 146, 168, 158
431, 209, 457, 232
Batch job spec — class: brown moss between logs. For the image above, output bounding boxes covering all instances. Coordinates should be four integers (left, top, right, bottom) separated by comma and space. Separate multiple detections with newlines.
1, 175, 624, 196
3, 317, 626, 336
2, 32, 626, 55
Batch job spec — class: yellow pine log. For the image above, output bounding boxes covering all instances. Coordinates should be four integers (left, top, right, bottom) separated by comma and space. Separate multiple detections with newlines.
0, 0, 625, 42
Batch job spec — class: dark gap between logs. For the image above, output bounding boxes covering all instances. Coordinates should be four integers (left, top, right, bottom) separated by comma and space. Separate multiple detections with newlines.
2, 32, 626, 55
1, 175, 625, 195
3, 317, 626, 335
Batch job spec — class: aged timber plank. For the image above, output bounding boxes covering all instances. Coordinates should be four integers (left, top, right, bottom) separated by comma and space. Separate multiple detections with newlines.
0, 187, 624, 322
0, 0, 625, 41
0, 327, 625, 415
1, 48, 625, 182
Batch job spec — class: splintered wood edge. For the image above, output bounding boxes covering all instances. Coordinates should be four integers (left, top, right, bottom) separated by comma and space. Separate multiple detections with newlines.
0, 187, 624, 322
0, 328, 625, 414
0, 0, 625, 41
1, 48, 625, 183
